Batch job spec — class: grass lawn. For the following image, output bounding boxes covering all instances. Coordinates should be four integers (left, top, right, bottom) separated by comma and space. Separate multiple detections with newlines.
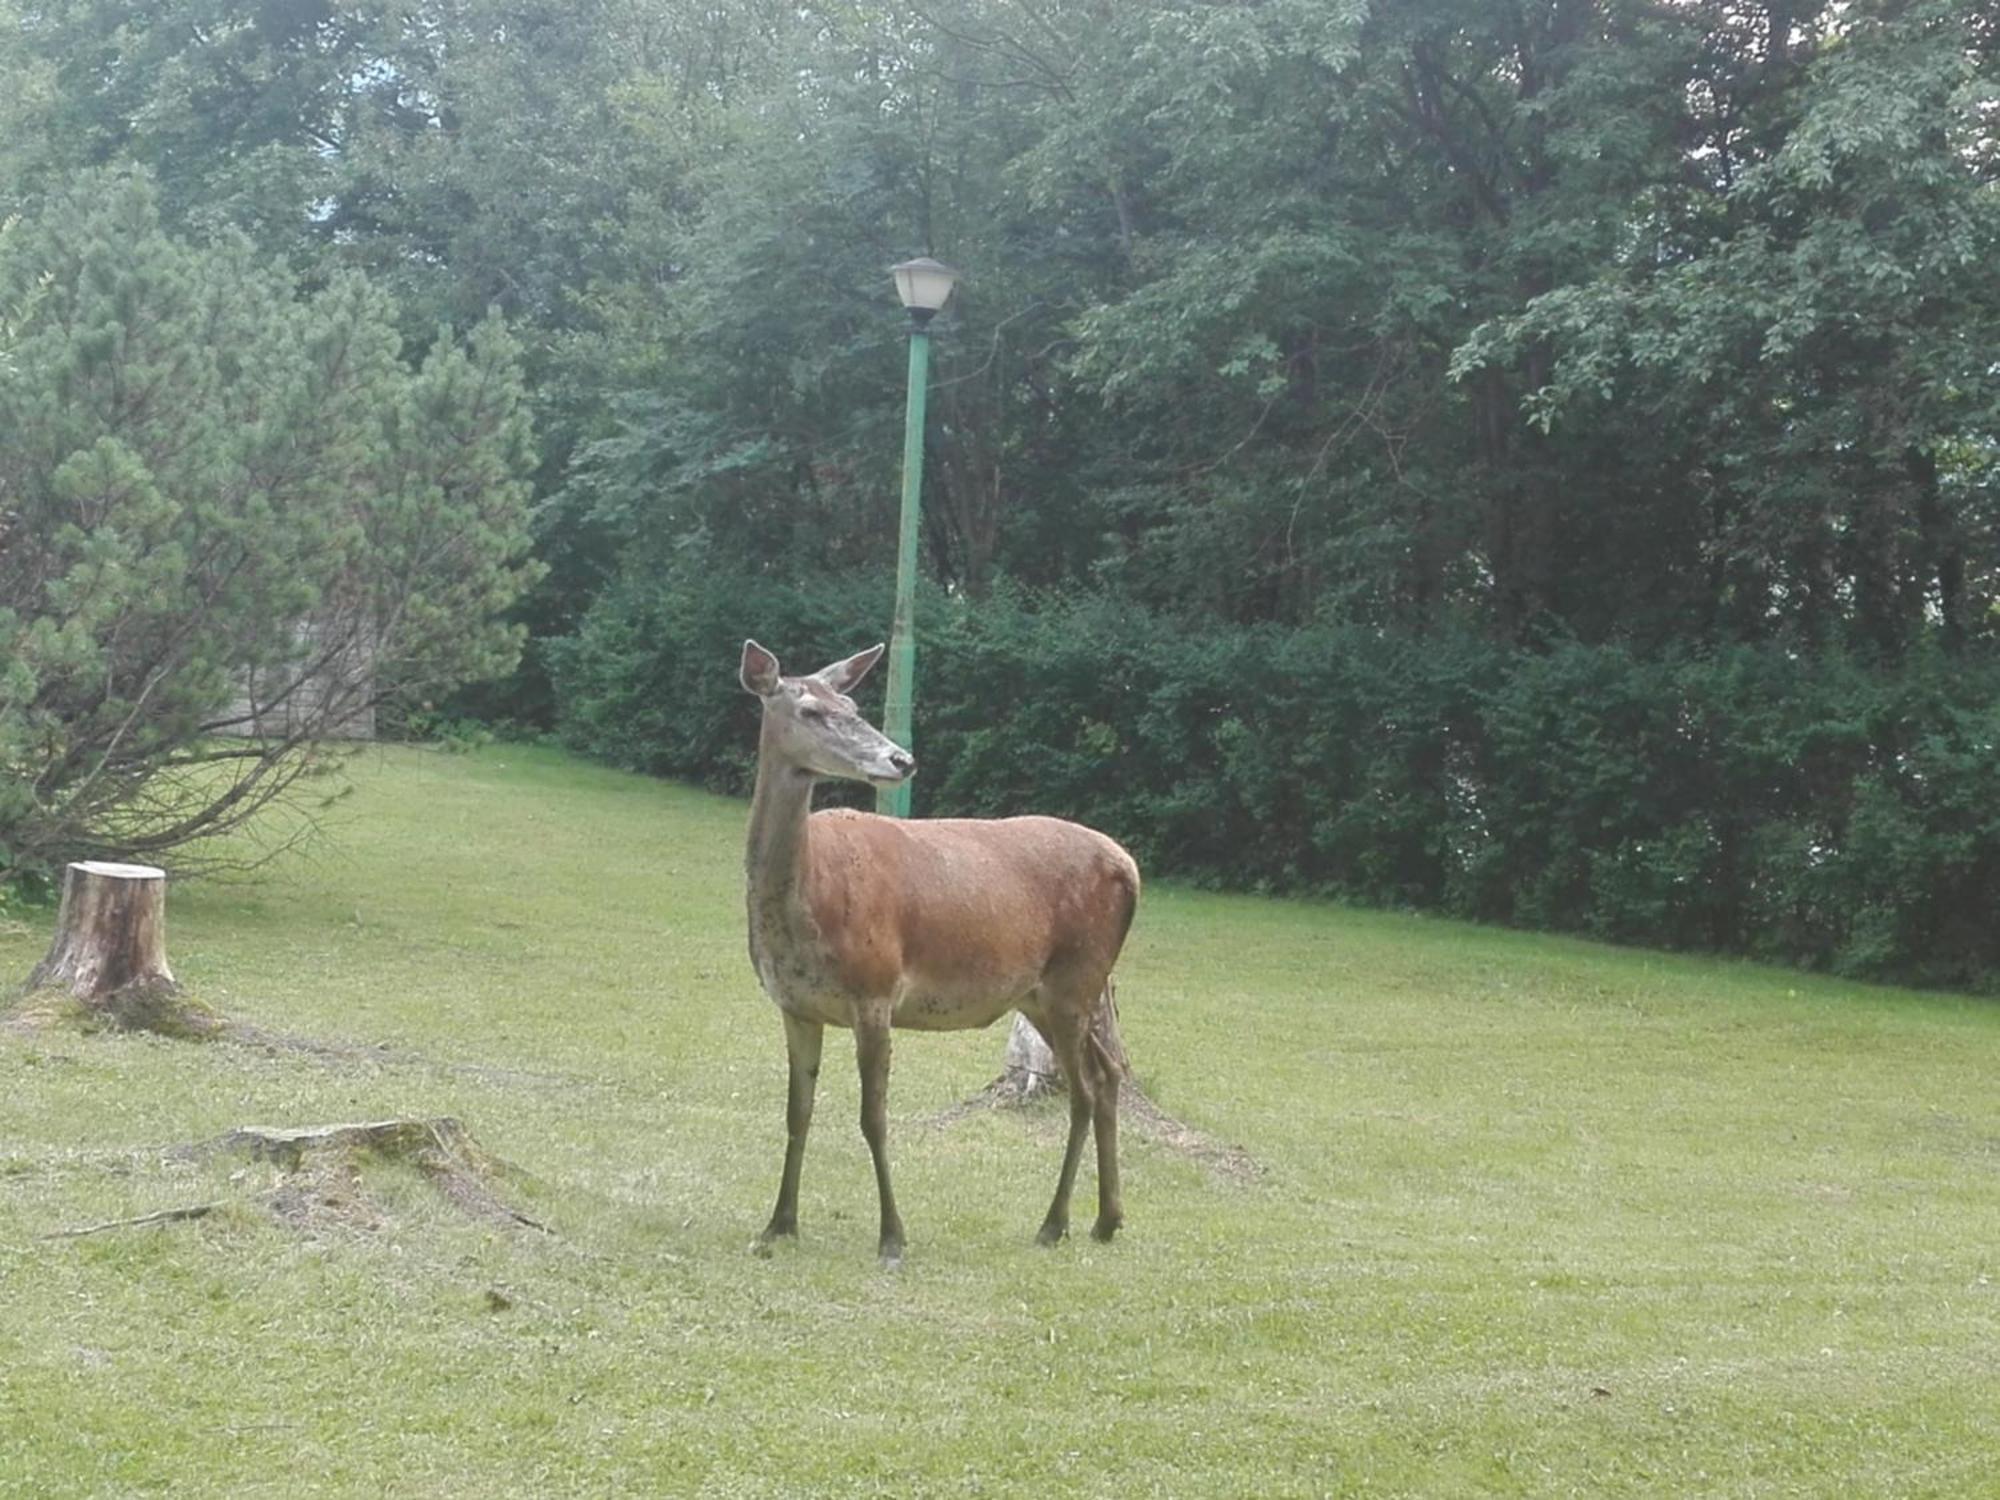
3, 744, 1997, 1498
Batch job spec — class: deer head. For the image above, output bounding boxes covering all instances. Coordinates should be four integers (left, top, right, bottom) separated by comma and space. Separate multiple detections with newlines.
740, 640, 915, 788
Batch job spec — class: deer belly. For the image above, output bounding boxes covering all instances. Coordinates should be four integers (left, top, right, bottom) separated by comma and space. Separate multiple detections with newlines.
891, 985, 1020, 1032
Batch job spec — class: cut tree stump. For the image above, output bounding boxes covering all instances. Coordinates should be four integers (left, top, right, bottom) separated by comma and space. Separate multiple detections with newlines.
30, 861, 175, 997
951, 979, 1261, 1182
1000, 980, 1130, 1099
38, 1119, 548, 1241
181, 1118, 547, 1232
22, 861, 214, 1034
1001, 1013, 1061, 1097
204, 1119, 478, 1170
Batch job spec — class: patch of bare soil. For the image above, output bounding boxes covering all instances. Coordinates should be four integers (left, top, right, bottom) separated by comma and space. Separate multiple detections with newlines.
1115, 1085, 1262, 1183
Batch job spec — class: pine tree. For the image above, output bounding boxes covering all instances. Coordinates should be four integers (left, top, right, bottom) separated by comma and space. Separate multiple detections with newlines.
0, 171, 540, 876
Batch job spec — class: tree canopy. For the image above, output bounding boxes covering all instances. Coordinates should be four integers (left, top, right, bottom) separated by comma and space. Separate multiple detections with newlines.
4, 0, 1997, 980
8, 1, 1992, 649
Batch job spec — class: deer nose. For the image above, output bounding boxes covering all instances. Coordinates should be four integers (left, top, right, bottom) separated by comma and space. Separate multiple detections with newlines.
890, 750, 916, 776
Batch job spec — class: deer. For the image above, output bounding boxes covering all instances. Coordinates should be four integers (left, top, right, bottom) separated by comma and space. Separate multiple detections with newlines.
739, 638, 1140, 1265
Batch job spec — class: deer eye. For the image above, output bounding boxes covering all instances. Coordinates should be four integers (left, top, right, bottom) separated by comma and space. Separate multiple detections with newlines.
799, 705, 827, 723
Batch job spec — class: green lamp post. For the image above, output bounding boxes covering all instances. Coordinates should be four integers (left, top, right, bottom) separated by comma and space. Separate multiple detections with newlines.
877, 256, 962, 817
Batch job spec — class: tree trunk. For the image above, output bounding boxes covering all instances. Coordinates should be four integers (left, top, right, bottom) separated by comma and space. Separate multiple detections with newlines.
28, 861, 177, 1003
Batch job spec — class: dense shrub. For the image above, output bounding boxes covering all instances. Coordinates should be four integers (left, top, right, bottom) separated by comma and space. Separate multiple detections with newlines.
542, 564, 893, 794
552, 565, 2000, 993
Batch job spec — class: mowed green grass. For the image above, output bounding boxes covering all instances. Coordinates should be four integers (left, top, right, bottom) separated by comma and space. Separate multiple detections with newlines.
2, 745, 1997, 1498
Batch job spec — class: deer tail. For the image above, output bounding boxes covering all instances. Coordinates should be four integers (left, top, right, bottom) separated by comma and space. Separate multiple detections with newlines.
1085, 976, 1131, 1084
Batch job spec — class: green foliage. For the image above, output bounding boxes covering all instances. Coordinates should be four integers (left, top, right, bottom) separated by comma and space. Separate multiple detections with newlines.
543, 561, 893, 793
7, 0, 2000, 984
396, 709, 498, 755
0, 171, 539, 876
9, 0, 1996, 650
555, 566, 2000, 990
511, 0, 2000, 652
1454, 0, 2000, 654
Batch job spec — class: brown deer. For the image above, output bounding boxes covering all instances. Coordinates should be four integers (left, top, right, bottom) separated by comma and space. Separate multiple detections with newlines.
740, 639, 1140, 1264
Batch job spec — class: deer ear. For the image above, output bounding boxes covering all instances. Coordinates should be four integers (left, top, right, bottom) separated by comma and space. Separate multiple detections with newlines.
740, 639, 781, 696
814, 642, 886, 694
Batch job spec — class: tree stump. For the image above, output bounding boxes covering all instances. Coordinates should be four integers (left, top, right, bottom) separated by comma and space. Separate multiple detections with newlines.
1000, 981, 1130, 1099
179, 1118, 545, 1232
31, 862, 175, 998
206, 1119, 477, 1171
1002, 1012, 1062, 1098
24, 861, 201, 1031
967, 981, 1257, 1180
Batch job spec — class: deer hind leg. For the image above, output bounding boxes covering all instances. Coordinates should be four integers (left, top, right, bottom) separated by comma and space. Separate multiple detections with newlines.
759, 1011, 825, 1248
854, 1012, 907, 1266
1087, 1006, 1124, 1242
1029, 999, 1098, 1247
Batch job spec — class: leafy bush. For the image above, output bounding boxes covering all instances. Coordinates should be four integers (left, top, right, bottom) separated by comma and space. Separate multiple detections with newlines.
552, 563, 2000, 993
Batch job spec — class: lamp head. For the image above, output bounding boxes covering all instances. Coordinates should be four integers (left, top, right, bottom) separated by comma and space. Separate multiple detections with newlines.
890, 257, 961, 326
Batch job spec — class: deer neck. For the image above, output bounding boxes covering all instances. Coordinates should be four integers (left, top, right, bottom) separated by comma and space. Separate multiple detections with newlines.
745, 728, 818, 935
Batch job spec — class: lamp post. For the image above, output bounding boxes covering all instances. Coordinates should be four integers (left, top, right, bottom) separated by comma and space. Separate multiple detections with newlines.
877, 256, 961, 817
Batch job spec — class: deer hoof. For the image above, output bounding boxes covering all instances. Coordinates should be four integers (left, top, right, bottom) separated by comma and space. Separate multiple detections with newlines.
1035, 1219, 1068, 1247
877, 1237, 905, 1269
1090, 1215, 1122, 1243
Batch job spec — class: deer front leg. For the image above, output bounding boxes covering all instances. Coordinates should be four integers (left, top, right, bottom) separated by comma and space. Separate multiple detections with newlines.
854, 1013, 906, 1266
758, 1011, 824, 1249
